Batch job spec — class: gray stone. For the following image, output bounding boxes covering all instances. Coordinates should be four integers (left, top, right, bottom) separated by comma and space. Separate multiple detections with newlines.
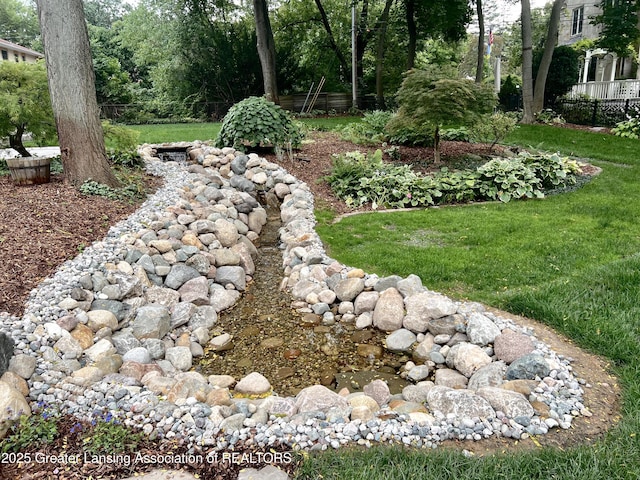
396, 274, 424, 297
219, 413, 247, 433
229, 175, 255, 193
0, 333, 14, 377
374, 275, 403, 292
190, 305, 218, 329
428, 314, 466, 336
53, 337, 83, 359
385, 329, 417, 353
144, 285, 181, 310
165, 264, 201, 290
90, 299, 128, 321
185, 254, 211, 275
267, 397, 298, 418
171, 302, 198, 329
231, 243, 256, 275
132, 304, 171, 340
165, 346, 193, 371
8, 354, 36, 379
506, 354, 551, 380
407, 365, 431, 382
248, 209, 268, 234
372, 288, 405, 332
334, 278, 365, 302
402, 383, 434, 403
83, 339, 117, 363
477, 387, 535, 419
466, 312, 502, 346
237, 465, 290, 480
191, 219, 216, 234
215, 266, 246, 291
122, 347, 152, 364
231, 154, 249, 174
427, 386, 496, 419
468, 361, 507, 390
143, 338, 166, 360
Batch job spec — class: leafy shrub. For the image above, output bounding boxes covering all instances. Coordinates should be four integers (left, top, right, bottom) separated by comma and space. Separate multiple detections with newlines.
215, 96, 303, 152
477, 158, 543, 203
433, 167, 479, 204
83, 412, 143, 455
470, 111, 519, 150
518, 151, 580, 189
612, 107, 640, 139
386, 114, 434, 146
440, 127, 470, 142
498, 74, 521, 110
339, 110, 394, 145
535, 109, 565, 125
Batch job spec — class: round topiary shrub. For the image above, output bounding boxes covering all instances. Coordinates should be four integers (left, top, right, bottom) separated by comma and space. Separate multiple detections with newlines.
215, 96, 303, 152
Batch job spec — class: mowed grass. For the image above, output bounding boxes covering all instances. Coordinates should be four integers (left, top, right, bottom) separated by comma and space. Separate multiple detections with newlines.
306, 124, 640, 479
127, 116, 359, 144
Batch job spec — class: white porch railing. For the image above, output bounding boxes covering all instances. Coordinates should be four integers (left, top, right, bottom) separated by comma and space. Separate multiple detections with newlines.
568, 79, 640, 100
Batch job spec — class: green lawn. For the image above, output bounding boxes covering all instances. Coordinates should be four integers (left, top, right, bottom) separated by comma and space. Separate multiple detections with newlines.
127, 116, 359, 144
303, 124, 640, 479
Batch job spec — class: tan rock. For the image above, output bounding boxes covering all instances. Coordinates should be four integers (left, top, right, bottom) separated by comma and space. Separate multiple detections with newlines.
71, 324, 94, 350
206, 388, 233, 406
0, 372, 29, 397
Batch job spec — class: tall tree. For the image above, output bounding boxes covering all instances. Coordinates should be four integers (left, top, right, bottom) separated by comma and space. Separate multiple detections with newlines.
374, 0, 395, 109
475, 0, 485, 83
0, 0, 40, 47
35, 0, 118, 187
253, 0, 279, 104
532, 0, 563, 113
520, 0, 535, 124
594, 0, 640, 57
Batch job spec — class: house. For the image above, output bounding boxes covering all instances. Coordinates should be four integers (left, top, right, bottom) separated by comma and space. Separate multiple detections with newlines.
0, 38, 43, 64
558, 0, 640, 99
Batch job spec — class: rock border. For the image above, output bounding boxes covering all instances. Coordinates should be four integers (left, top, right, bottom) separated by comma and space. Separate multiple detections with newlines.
0, 143, 591, 452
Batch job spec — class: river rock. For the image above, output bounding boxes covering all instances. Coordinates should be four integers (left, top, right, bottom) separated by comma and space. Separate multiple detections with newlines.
373, 288, 405, 332
363, 379, 391, 407
165, 264, 201, 289
84, 339, 117, 363
385, 329, 417, 353
334, 278, 365, 302
426, 386, 496, 419
178, 276, 210, 305
477, 387, 535, 419
295, 385, 350, 413
213, 218, 239, 247
8, 354, 36, 380
468, 361, 507, 390
235, 372, 271, 396
466, 312, 502, 346
446, 342, 492, 378
0, 334, 14, 377
396, 274, 424, 297
506, 353, 551, 380
87, 310, 118, 332
434, 368, 468, 389
122, 347, 152, 364
0, 381, 31, 438
132, 304, 171, 340
215, 266, 246, 291
494, 330, 536, 363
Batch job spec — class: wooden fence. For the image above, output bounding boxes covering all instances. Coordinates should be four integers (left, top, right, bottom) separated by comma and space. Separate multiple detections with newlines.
280, 93, 353, 114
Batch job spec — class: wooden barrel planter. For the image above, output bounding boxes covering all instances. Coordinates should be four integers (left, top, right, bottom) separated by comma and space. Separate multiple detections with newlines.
5, 157, 51, 185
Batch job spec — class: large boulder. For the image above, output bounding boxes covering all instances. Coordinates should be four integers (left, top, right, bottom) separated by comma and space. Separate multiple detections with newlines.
0, 381, 31, 439
372, 288, 405, 332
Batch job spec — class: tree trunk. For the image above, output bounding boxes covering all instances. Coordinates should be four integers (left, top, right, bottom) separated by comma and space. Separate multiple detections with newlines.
375, 0, 394, 109
253, 0, 279, 104
314, 0, 350, 77
532, 0, 563, 112
406, 0, 417, 70
520, 0, 535, 124
356, 0, 372, 93
35, 0, 118, 187
475, 0, 484, 83
433, 124, 441, 164
9, 124, 32, 158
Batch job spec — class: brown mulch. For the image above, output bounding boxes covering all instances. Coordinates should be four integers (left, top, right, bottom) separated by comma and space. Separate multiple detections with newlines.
0, 130, 620, 478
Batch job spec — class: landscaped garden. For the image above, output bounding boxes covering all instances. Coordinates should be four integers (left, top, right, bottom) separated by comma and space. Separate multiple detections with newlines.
2, 114, 639, 478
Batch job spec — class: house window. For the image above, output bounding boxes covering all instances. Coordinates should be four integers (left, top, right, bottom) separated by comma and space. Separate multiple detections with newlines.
572, 6, 584, 36
14, 53, 19, 62
21, 55, 26, 62
1, 50, 8, 60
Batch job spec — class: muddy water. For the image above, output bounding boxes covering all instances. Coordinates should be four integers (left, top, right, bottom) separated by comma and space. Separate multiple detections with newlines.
197, 204, 406, 397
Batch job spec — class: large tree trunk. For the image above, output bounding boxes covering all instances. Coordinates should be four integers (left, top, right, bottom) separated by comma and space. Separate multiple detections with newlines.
375, 0, 394, 109
520, 0, 535, 124
253, 0, 279, 104
406, 0, 417, 70
356, 0, 372, 94
35, 0, 118, 187
532, 0, 563, 112
314, 0, 350, 77
475, 0, 484, 83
